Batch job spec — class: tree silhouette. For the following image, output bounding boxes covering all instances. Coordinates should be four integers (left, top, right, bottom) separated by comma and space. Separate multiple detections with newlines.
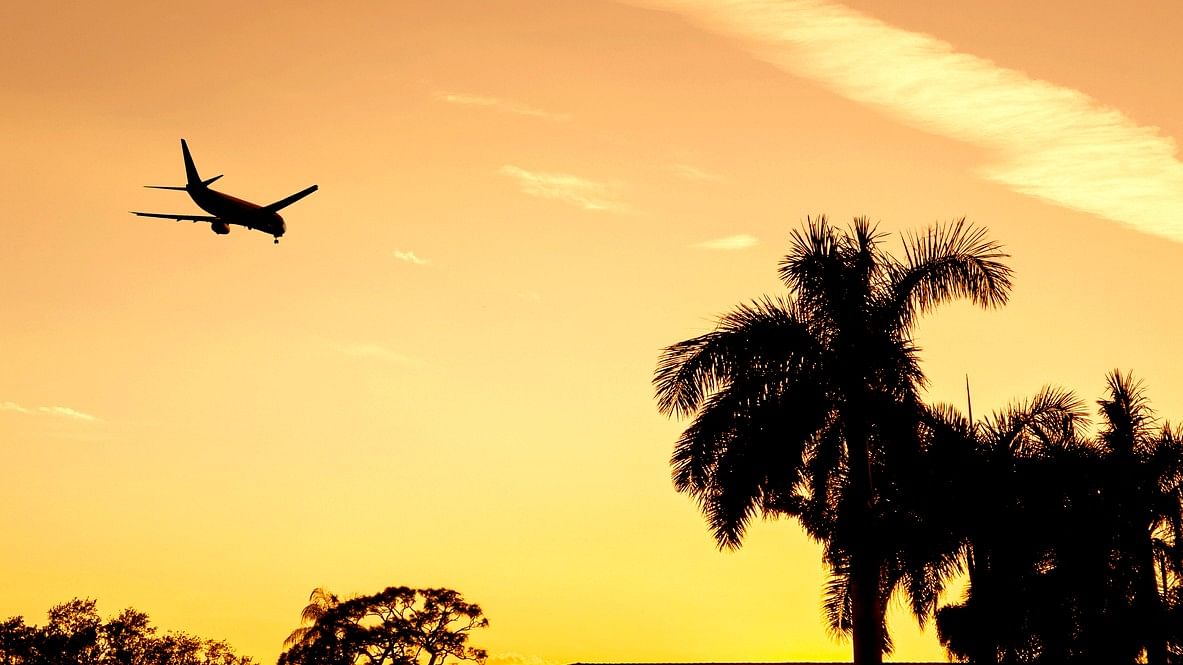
930, 375, 1183, 664
929, 387, 1098, 663
277, 586, 488, 665
1093, 371, 1183, 665
654, 216, 1011, 664
0, 598, 254, 665
281, 587, 341, 657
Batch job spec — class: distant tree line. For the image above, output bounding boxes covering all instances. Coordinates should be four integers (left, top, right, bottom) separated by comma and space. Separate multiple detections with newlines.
0, 598, 254, 665
656, 216, 1183, 664
0, 586, 487, 665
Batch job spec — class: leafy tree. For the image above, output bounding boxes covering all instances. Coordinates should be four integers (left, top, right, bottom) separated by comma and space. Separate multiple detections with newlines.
0, 599, 254, 665
278, 586, 488, 665
0, 617, 35, 665
654, 216, 1011, 664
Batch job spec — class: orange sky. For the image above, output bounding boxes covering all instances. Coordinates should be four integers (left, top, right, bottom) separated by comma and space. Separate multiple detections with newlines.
3, 2, 1183, 663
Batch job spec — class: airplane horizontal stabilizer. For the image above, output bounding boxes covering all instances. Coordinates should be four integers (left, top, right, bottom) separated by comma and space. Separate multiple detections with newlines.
263, 184, 318, 213
145, 185, 188, 190
202, 174, 223, 186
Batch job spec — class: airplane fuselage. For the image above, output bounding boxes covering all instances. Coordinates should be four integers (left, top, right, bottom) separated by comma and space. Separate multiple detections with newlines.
188, 185, 286, 239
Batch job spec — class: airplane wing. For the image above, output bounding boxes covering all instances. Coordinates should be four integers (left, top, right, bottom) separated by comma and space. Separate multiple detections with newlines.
262, 184, 318, 213
130, 211, 221, 223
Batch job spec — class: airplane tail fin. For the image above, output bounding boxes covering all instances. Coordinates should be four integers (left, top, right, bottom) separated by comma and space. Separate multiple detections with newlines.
181, 139, 202, 186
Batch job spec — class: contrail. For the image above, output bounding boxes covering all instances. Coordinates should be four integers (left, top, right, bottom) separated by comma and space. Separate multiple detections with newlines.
636, 0, 1183, 241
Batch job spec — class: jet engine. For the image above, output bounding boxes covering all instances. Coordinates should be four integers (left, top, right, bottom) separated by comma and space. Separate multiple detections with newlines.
211, 221, 230, 235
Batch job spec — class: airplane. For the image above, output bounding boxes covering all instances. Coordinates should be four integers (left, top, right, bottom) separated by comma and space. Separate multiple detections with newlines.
132, 139, 317, 244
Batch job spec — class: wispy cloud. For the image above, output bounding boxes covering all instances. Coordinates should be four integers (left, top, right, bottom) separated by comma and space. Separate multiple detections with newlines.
670, 163, 722, 181
639, 0, 1183, 242
435, 92, 570, 122
39, 406, 98, 422
2, 400, 98, 422
694, 233, 759, 250
486, 653, 556, 665
393, 249, 431, 266
499, 165, 629, 212
336, 343, 422, 367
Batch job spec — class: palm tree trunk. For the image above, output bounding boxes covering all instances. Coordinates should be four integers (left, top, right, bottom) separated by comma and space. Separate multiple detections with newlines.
1141, 535, 1167, 665
850, 547, 883, 665
964, 545, 998, 665
845, 411, 883, 665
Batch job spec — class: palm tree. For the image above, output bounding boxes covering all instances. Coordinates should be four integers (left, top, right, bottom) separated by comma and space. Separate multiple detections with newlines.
1094, 371, 1183, 665
933, 377, 1183, 664
930, 387, 1092, 663
654, 216, 1012, 664
280, 588, 345, 664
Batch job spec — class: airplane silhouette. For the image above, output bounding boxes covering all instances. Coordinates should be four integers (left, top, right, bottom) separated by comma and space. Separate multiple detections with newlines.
132, 139, 317, 244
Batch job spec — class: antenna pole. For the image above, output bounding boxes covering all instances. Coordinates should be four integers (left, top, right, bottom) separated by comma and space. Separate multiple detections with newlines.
966, 374, 973, 424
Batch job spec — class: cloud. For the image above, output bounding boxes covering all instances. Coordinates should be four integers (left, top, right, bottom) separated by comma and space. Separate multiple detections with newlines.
38, 406, 98, 422
499, 165, 629, 212
670, 163, 722, 181
637, 0, 1183, 242
694, 233, 759, 250
486, 653, 556, 665
2, 400, 97, 422
393, 249, 430, 265
336, 343, 422, 366
435, 92, 570, 122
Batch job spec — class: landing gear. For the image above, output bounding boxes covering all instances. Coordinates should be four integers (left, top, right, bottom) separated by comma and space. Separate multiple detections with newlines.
274, 237, 280, 244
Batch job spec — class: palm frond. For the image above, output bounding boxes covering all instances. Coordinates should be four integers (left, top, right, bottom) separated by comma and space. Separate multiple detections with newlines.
900, 549, 964, 629
1098, 369, 1156, 456
283, 587, 341, 650
845, 217, 891, 298
672, 373, 827, 549
922, 402, 974, 443
798, 419, 846, 543
982, 386, 1086, 457
778, 216, 845, 310
822, 552, 854, 640
282, 626, 312, 650
654, 297, 817, 418
890, 218, 1013, 327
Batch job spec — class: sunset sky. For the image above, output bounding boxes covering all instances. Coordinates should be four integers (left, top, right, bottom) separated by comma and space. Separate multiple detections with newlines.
3, 1, 1183, 662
